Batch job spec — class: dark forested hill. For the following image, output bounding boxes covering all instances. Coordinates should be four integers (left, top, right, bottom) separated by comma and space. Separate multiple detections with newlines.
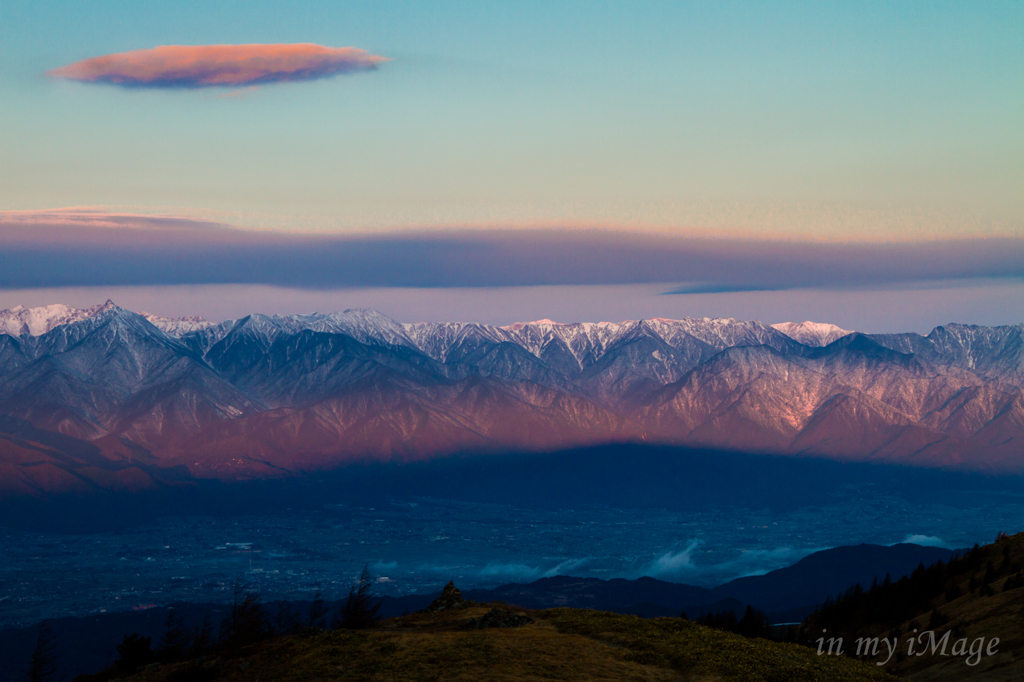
802, 531, 1024, 681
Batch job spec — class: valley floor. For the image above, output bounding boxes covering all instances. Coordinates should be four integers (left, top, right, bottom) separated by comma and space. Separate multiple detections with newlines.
3, 488, 1020, 630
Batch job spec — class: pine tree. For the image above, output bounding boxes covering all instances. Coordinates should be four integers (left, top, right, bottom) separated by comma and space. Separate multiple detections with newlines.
115, 634, 154, 673
737, 605, 769, 638
308, 590, 329, 629
983, 561, 997, 586
945, 582, 963, 601
191, 616, 214, 659
160, 608, 190, 661
336, 564, 382, 630
697, 609, 738, 632
220, 579, 268, 647
26, 622, 57, 682
276, 600, 300, 635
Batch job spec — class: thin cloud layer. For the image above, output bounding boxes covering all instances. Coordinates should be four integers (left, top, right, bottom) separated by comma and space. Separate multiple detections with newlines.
47, 44, 387, 88
2, 210, 1023, 290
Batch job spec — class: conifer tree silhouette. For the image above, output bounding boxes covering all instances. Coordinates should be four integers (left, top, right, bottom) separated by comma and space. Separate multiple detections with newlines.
276, 600, 301, 634
160, 608, 190, 661
115, 634, 154, 673
308, 590, 329, 628
219, 579, 268, 647
336, 564, 382, 630
191, 616, 214, 659
26, 622, 57, 682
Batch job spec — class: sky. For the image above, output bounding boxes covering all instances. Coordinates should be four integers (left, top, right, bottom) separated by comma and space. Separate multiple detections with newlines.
1, 1, 1022, 331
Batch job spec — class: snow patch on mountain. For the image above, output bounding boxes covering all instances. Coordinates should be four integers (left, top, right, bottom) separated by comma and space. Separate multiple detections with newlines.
404, 322, 513, 362
185, 308, 418, 351
0, 299, 220, 339
0, 300, 117, 336
141, 313, 212, 336
482, 317, 794, 368
772, 321, 854, 347
501, 319, 561, 330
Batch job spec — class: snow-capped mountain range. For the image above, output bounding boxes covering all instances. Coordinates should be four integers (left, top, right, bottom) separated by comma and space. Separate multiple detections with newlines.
0, 301, 845, 353
770, 321, 853, 347
0, 300, 213, 337
1, 301, 1022, 496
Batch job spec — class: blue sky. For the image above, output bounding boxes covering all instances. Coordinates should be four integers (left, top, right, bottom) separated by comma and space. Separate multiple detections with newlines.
4, 0, 1021, 233
0, 1, 1022, 328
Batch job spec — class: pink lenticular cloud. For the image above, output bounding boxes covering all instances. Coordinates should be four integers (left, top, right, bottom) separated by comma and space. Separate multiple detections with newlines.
47, 43, 388, 88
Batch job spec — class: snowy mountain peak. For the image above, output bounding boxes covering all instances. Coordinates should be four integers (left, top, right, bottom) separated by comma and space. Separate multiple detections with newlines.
186, 307, 414, 349
0, 301, 115, 336
501, 319, 561, 330
0, 301, 212, 338
320, 308, 415, 346
772, 321, 854, 347
141, 312, 212, 337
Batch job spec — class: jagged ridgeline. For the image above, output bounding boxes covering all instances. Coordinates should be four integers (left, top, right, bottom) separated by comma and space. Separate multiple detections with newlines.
1, 302, 1023, 496
803, 531, 1024, 680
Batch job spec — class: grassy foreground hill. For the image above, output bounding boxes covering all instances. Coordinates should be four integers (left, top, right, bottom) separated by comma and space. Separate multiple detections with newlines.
86, 605, 896, 682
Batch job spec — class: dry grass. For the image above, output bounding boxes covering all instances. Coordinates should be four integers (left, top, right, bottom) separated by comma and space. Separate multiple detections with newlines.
544, 609, 896, 682
879, 578, 1024, 681
122, 605, 897, 682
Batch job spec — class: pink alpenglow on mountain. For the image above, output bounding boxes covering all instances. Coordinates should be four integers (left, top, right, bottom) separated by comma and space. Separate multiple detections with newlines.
1, 303, 1022, 498
771, 321, 854, 347
0, 300, 118, 336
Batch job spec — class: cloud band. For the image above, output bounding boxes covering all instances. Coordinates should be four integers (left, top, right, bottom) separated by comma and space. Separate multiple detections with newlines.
47, 44, 387, 88
1, 210, 1022, 291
